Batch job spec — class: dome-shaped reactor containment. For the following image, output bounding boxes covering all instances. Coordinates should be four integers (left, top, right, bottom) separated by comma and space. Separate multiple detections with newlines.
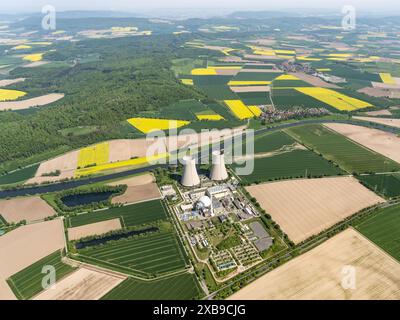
198, 195, 212, 208
210, 151, 228, 181
181, 155, 200, 187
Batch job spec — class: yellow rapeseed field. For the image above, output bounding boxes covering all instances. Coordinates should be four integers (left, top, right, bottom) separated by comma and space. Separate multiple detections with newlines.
23, 53, 44, 62
196, 114, 224, 121
274, 74, 300, 80
254, 50, 276, 56
224, 100, 254, 119
228, 80, 271, 86
297, 56, 322, 61
12, 45, 32, 50
0, 89, 27, 101
191, 66, 241, 75
247, 105, 263, 117
191, 68, 217, 75
77, 142, 109, 169
296, 87, 372, 111
274, 49, 296, 55
380, 73, 396, 84
180, 79, 194, 85
127, 117, 190, 134
75, 153, 169, 177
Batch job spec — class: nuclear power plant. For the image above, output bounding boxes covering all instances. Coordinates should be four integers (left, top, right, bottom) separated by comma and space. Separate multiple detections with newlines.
181, 155, 200, 187
210, 151, 228, 181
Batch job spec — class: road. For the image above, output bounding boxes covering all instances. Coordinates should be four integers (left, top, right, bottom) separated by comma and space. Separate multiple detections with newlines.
0, 118, 396, 199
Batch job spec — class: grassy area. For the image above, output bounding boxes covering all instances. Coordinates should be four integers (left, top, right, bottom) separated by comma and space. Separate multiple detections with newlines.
6, 250, 76, 300
233, 150, 343, 184
58, 126, 99, 137
286, 124, 400, 174
355, 204, 400, 262
171, 58, 204, 75
76, 231, 188, 278
67, 200, 167, 228
101, 272, 202, 300
0, 164, 39, 185
358, 173, 400, 198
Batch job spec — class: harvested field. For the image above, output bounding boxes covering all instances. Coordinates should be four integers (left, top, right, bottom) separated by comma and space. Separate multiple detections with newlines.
111, 184, 160, 205
325, 123, 400, 164
107, 173, 155, 187
353, 116, 400, 129
358, 87, 393, 98
0, 78, 25, 87
229, 228, 400, 300
0, 196, 56, 223
0, 219, 65, 300
23, 61, 50, 68
230, 85, 270, 93
371, 81, 400, 90
0, 93, 64, 110
26, 150, 79, 184
34, 267, 125, 300
365, 109, 392, 116
68, 218, 122, 241
246, 177, 384, 243
289, 72, 340, 88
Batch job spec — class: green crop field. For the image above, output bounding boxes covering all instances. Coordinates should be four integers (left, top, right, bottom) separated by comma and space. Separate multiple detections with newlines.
0, 164, 40, 185
76, 231, 188, 277
236, 91, 271, 105
233, 149, 343, 183
159, 99, 209, 120
254, 131, 296, 153
67, 199, 167, 228
358, 174, 400, 198
286, 124, 400, 173
231, 130, 295, 157
6, 250, 76, 300
101, 272, 202, 300
356, 204, 400, 262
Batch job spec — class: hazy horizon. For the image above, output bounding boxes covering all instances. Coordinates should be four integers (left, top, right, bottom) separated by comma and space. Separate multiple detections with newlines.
1, 0, 400, 14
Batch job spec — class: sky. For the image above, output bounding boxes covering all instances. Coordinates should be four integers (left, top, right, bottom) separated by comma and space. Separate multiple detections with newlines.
1, 0, 400, 13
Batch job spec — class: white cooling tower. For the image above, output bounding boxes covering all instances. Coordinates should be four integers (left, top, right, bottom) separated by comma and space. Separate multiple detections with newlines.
210, 151, 228, 181
181, 155, 200, 187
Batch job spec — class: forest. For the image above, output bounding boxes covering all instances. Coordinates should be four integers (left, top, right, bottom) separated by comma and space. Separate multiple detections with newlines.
0, 34, 213, 174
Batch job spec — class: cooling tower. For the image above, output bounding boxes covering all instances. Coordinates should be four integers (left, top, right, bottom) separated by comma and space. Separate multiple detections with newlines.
210, 151, 228, 181
181, 155, 200, 187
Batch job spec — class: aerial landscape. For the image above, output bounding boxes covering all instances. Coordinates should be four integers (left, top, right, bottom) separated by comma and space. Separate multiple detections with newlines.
1, 0, 400, 305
